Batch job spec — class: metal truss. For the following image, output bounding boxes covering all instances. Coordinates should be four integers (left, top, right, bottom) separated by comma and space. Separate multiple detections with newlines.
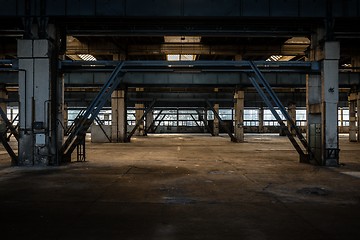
0, 106, 18, 165
247, 61, 312, 163
59, 62, 126, 163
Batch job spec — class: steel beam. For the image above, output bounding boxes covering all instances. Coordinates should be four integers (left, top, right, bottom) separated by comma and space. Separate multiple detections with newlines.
153, 114, 167, 133
146, 110, 163, 133
189, 114, 202, 131
248, 61, 310, 163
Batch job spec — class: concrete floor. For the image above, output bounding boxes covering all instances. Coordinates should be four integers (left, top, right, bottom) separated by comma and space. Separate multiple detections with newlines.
0, 133, 360, 240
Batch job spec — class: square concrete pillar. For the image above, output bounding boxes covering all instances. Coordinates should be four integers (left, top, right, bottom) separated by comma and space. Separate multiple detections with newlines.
307, 38, 340, 166
135, 103, 145, 136
0, 85, 8, 133
134, 88, 145, 136
234, 90, 244, 142
349, 93, 357, 142
321, 42, 340, 166
307, 73, 322, 163
111, 90, 127, 142
287, 103, 296, 135
258, 107, 264, 133
358, 93, 360, 142
213, 103, 219, 136
18, 39, 59, 166
146, 110, 154, 134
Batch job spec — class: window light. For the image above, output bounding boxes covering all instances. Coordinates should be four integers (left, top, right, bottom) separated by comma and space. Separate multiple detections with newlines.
165, 36, 200, 61
78, 54, 97, 61
167, 54, 196, 61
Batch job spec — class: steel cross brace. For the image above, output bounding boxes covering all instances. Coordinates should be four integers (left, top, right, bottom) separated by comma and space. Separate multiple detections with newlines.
95, 116, 111, 142
0, 106, 19, 140
65, 109, 85, 136
153, 114, 167, 133
0, 134, 17, 165
6, 114, 19, 141
196, 109, 214, 135
60, 62, 126, 162
247, 61, 312, 163
0, 106, 18, 164
206, 100, 237, 142
127, 100, 157, 142
190, 114, 202, 131
145, 110, 163, 133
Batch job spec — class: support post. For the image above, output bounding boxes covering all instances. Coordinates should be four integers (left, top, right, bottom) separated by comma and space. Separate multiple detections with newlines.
145, 110, 154, 134
135, 103, 145, 136
64, 103, 68, 133
307, 27, 340, 165
213, 103, 219, 136
135, 88, 145, 136
111, 89, 127, 142
321, 41, 340, 166
349, 93, 357, 142
288, 103, 296, 135
358, 93, 360, 142
0, 85, 8, 136
234, 90, 244, 142
258, 106, 264, 133
54, 61, 65, 165
203, 107, 208, 133
18, 27, 59, 166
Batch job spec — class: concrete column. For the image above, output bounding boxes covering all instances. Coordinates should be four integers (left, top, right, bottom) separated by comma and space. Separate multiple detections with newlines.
111, 90, 127, 142
351, 56, 360, 72
56, 70, 65, 150
203, 107, 208, 133
321, 42, 340, 166
135, 103, 145, 136
287, 103, 296, 135
339, 107, 343, 130
307, 28, 340, 165
350, 58, 360, 141
258, 106, 264, 133
0, 85, 8, 134
213, 103, 219, 136
234, 90, 244, 142
358, 93, 360, 142
134, 88, 145, 136
18, 39, 57, 166
307, 70, 322, 163
145, 110, 154, 134
213, 87, 219, 136
64, 103, 68, 130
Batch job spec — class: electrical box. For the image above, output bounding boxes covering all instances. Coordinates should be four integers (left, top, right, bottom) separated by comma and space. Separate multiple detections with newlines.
35, 133, 46, 146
